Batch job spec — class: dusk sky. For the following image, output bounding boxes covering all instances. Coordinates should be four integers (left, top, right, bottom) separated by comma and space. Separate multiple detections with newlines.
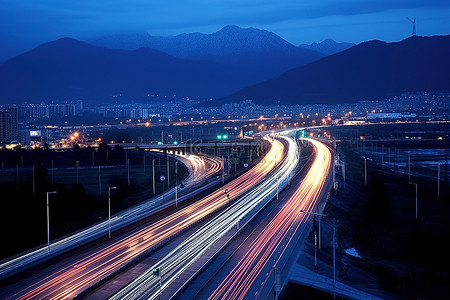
1, 0, 449, 61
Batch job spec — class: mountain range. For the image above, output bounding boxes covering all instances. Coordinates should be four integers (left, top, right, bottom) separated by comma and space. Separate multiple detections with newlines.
1, 27, 448, 106
0, 26, 323, 104
93, 25, 324, 85
217, 35, 450, 106
298, 39, 355, 55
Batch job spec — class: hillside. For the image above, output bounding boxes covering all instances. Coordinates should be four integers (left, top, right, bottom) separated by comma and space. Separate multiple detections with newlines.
217, 35, 450, 106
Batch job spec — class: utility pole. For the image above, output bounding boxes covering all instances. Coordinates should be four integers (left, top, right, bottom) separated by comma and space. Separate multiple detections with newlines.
364, 157, 367, 185
343, 162, 346, 190
98, 166, 102, 195
46, 191, 58, 254
167, 157, 170, 188
143, 152, 146, 174
408, 151, 411, 179
127, 159, 130, 186
333, 217, 336, 299
314, 231, 317, 267
222, 156, 225, 184
175, 162, 178, 207
108, 187, 117, 239
274, 267, 280, 299
300, 210, 336, 298
153, 159, 156, 194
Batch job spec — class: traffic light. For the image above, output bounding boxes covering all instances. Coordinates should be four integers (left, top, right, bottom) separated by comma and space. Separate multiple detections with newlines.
300, 130, 305, 137
157, 141, 162, 145
173, 141, 178, 145
223, 135, 228, 139
217, 135, 222, 139
153, 267, 160, 277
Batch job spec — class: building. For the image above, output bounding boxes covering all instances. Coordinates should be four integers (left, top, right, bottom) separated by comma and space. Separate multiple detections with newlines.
19, 129, 43, 146
0, 107, 18, 145
19, 103, 49, 119
19, 100, 84, 119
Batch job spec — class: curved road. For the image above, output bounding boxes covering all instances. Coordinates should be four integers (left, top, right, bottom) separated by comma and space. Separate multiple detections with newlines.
3, 138, 281, 299
208, 138, 331, 300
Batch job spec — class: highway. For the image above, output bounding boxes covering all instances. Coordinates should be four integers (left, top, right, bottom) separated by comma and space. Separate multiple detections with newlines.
207, 138, 331, 300
0, 153, 221, 282
1, 137, 282, 299
109, 131, 301, 300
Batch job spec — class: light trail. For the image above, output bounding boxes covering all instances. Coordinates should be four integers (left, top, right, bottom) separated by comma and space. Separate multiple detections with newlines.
208, 138, 331, 300
110, 132, 300, 300
6, 138, 282, 299
0, 153, 220, 282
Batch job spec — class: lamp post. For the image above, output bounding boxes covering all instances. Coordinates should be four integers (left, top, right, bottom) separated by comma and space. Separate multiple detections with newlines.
153, 159, 156, 195
46, 191, 58, 254
222, 156, 225, 184
408, 182, 418, 220
408, 151, 411, 179
364, 157, 367, 185
127, 159, 130, 186
301, 210, 337, 298
108, 187, 117, 239
315, 200, 328, 249
167, 157, 170, 189
175, 162, 178, 207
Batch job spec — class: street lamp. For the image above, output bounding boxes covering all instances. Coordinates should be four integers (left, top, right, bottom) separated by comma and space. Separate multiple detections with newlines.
152, 159, 156, 195
363, 157, 367, 185
300, 209, 337, 299
314, 200, 328, 249
46, 191, 58, 254
175, 162, 178, 207
108, 187, 117, 239
127, 159, 131, 186
408, 182, 418, 219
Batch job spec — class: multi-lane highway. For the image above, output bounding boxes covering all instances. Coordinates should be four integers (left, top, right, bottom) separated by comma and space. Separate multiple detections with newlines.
1, 137, 284, 299
0, 152, 222, 282
109, 132, 301, 300
207, 138, 331, 300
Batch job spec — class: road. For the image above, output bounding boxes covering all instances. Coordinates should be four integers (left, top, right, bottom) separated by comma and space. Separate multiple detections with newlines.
109, 131, 301, 300
0, 152, 223, 281
206, 138, 331, 300
1, 137, 282, 299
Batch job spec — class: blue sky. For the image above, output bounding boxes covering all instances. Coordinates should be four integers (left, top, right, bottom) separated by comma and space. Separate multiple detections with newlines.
1, 0, 449, 60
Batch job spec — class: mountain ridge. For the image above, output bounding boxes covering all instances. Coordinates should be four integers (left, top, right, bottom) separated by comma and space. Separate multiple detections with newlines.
298, 39, 355, 55
215, 35, 450, 106
92, 26, 324, 83
0, 38, 243, 103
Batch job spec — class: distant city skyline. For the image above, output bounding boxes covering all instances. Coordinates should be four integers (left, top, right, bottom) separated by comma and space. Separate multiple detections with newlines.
1, 1, 450, 61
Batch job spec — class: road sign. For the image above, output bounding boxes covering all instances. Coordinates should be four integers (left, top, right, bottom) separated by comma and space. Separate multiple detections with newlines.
244, 163, 248, 167
160, 175, 166, 181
